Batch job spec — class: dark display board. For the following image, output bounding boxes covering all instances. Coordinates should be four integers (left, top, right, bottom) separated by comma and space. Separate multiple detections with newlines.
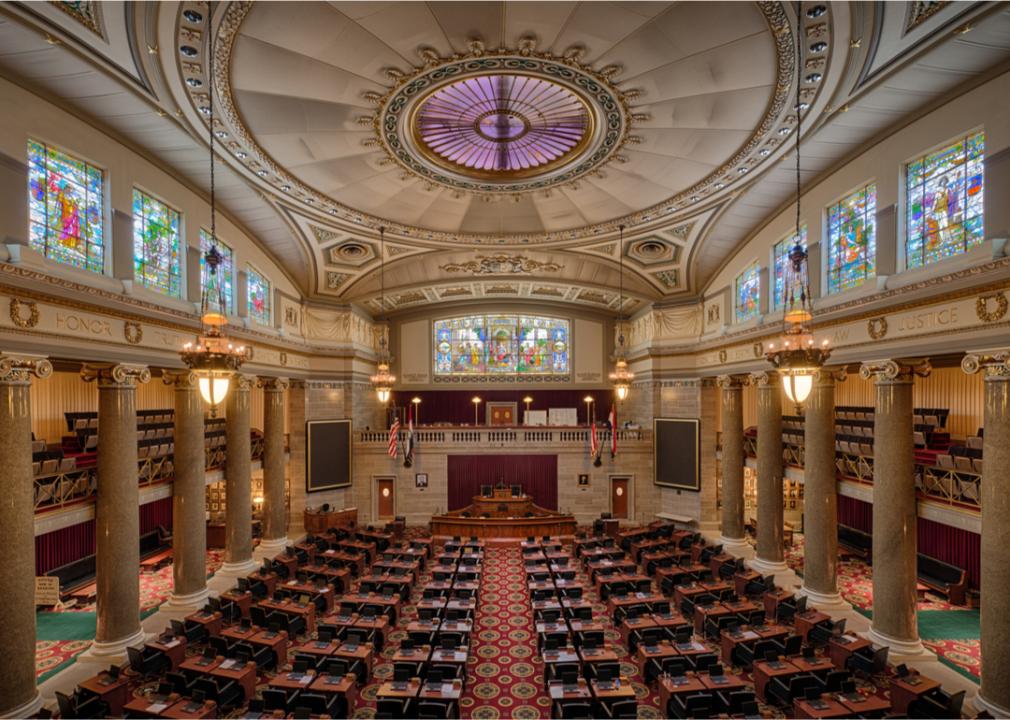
306, 419, 352, 492
654, 418, 700, 490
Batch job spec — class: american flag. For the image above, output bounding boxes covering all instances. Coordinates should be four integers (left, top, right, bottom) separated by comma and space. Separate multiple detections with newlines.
609, 405, 618, 458
590, 421, 599, 458
388, 415, 400, 458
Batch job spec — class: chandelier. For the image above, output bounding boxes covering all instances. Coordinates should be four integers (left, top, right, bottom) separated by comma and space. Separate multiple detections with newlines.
370, 226, 396, 403
765, 2, 830, 406
609, 224, 634, 401
180, 8, 247, 416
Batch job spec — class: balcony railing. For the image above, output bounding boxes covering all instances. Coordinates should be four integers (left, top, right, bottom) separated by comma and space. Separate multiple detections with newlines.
32, 435, 266, 514
357, 427, 647, 447
742, 436, 981, 510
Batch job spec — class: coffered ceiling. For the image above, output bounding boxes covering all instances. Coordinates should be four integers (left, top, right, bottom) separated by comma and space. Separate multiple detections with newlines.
1, 1, 1008, 315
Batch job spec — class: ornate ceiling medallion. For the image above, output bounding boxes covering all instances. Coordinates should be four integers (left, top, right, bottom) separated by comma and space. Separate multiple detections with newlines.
379, 55, 627, 195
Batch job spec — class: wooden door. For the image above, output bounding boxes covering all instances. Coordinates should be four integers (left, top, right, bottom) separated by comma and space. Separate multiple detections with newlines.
611, 477, 629, 519
376, 477, 395, 520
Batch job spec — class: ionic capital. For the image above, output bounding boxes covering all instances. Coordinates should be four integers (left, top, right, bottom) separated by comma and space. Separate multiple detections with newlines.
813, 366, 848, 385
258, 376, 290, 392
749, 370, 779, 388
962, 349, 1010, 379
858, 358, 930, 384
81, 362, 151, 388
717, 374, 744, 390
231, 373, 255, 392
0, 353, 53, 386
162, 369, 200, 389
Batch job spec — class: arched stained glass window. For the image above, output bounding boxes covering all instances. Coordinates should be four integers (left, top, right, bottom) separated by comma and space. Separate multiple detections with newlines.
246, 265, 271, 325
199, 230, 234, 316
132, 189, 182, 297
735, 262, 760, 323
773, 225, 807, 311
433, 314, 569, 376
27, 140, 105, 273
906, 131, 984, 269
827, 183, 876, 294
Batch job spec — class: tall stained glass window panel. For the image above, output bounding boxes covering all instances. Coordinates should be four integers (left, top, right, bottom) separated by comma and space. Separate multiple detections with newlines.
27, 140, 104, 273
132, 189, 181, 297
199, 230, 234, 316
827, 183, 876, 294
246, 265, 271, 325
773, 225, 807, 310
735, 263, 760, 323
906, 131, 984, 269
433, 314, 569, 377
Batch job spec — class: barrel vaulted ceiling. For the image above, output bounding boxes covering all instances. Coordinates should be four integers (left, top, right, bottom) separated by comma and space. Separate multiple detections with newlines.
1, 1, 1009, 316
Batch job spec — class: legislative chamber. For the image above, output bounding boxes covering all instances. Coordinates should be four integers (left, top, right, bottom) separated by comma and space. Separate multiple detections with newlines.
0, 1, 1008, 718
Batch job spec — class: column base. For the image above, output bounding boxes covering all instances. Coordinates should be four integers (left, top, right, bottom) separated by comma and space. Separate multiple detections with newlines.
164, 587, 210, 613
799, 586, 851, 611
215, 558, 258, 579
1, 689, 43, 719
719, 535, 751, 556
865, 627, 928, 658
255, 537, 289, 558
78, 627, 147, 663
973, 692, 1010, 718
749, 557, 788, 574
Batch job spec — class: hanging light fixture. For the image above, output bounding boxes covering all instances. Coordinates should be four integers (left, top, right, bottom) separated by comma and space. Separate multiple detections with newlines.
765, 2, 830, 407
609, 224, 634, 401
180, 4, 247, 416
370, 226, 396, 403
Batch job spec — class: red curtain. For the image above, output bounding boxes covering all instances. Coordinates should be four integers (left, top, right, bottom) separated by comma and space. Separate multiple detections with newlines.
35, 519, 96, 575
140, 496, 173, 534
917, 517, 981, 588
837, 494, 872, 533
447, 455, 558, 511
389, 390, 611, 427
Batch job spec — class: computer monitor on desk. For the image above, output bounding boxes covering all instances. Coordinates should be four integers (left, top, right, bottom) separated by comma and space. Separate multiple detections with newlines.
480, 485, 492, 497
511, 484, 521, 497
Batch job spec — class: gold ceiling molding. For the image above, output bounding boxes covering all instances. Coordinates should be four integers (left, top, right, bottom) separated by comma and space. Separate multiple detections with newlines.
440, 255, 562, 276
904, 1, 950, 33
197, 1, 817, 246
50, 0, 105, 40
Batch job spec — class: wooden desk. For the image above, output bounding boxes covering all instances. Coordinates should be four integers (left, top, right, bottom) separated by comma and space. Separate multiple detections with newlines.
471, 493, 535, 518
734, 569, 761, 597
635, 641, 679, 678
548, 678, 593, 702
334, 642, 374, 679
763, 589, 794, 620
161, 699, 217, 719
185, 609, 223, 638
309, 672, 359, 705
79, 671, 131, 716
147, 636, 186, 671
795, 609, 832, 642
123, 693, 181, 718
693, 602, 732, 634
430, 513, 577, 539
392, 645, 432, 664
828, 634, 871, 670
269, 671, 318, 692
258, 598, 316, 634
658, 675, 707, 714
291, 639, 340, 661
209, 658, 257, 701
838, 691, 891, 715
699, 671, 748, 692
889, 672, 941, 714
304, 507, 357, 534
753, 659, 801, 702
591, 677, 636, 702
793, 696, 851, 719
720, 628, 760, 665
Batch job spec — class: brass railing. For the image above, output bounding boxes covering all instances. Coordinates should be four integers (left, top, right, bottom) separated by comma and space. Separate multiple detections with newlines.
358, 427, 647, 446
33, 436, 268, 514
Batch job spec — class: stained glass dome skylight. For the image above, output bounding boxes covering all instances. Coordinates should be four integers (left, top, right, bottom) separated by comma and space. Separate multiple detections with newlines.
412, 74, 592, 178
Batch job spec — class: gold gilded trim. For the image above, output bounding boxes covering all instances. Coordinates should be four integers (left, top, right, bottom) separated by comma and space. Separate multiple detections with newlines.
976, 292, 1008, 323
10, 298, 39, 329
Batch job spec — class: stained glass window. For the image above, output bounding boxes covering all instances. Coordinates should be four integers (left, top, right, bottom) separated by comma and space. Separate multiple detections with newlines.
199, 230, 234, 316
27, 140, 104, 273
246, 265, 271, 325
735, 263, 761, 323
827, 183, 876, 294
773, 225, 807, 311
906, 131, 984, 269
132, 189, 181, 297
433, 314, 569, 376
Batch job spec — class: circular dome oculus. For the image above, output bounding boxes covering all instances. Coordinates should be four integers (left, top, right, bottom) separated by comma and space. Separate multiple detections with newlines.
413, 74, 591, 175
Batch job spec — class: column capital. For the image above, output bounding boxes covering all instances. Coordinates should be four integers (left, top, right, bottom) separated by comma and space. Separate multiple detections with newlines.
748, 370, 779, 387
962, 349, 1010, 378
80, 362, 150, 387
288, 379, 307, 390
858, 358, 930, 384
717, 374, 745, 389
231, 373, 255, 392
0, 353, 52, 385
813, 366, 848, 385
162, 369, 200, 389
258, 376, 290, 392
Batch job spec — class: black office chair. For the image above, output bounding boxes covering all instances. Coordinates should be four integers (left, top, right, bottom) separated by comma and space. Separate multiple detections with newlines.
766, 673, 820, 707
847, 644, 889, 676
126, 645, 168, 677
416, 701, 453, 719
262, 688, 294, 713
670, 692, 712, 719
559, 701, 593, 719
601, 700, 638, 718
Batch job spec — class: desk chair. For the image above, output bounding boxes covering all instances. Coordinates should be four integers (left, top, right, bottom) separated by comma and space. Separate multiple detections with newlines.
558, 701, 593, 719
715, 689, 756, 715
669, 692, 711, 719
765, 672, 819, 707
847, 644, 889, 677
417, 701, 454, 719
600, 699, 638, 719
126, 645, 168, 678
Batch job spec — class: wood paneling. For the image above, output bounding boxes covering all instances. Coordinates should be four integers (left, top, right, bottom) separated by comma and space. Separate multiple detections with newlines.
611, 477, 629, 519
429, 514, 577, 538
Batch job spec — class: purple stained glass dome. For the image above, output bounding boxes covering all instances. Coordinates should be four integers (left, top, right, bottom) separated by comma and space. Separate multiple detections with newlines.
414, 74, 591, 175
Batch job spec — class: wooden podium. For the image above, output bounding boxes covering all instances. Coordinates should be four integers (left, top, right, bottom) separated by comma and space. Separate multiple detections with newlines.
303, 506, 357, 534
472, 488, 533, 518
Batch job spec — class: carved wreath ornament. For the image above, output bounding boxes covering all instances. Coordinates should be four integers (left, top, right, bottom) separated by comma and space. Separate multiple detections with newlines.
976, 292, 1008, 323
867, 316, 888, 340
124, 321, 143, 345
9, 298, 39, 328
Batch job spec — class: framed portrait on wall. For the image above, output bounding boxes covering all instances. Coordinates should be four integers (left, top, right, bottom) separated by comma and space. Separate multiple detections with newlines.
578, 474, 590, 487
415, 473, 429, 489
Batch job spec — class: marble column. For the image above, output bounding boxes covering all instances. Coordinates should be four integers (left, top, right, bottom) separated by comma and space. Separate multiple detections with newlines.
258, 377, 289, 555
801, 368, 847, 608
718, 375, 748, 553
220, 374, 256, 576
963, 350, 1010, 716
860, 358, 930, 656
751, 371, 786, 573
0, 355, 51, 718
81, 363, 151, 659
163, 371, 208, 611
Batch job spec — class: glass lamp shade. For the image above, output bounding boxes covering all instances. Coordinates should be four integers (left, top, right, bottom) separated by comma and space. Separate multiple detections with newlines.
376, 387, 391, 403
198, 374, 231, 408
370, 360, 396, 404
782, 371, 814, 405
609, 357, 634, 401
614, 384, 629, 401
